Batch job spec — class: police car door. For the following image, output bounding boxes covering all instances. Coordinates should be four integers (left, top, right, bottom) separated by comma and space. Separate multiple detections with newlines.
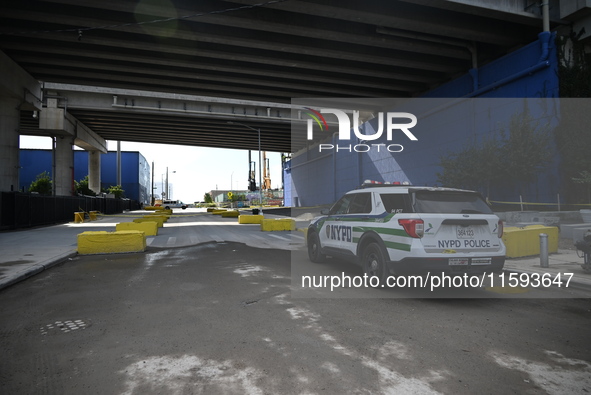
320, 194, 354, 252
341, 192, 373, 252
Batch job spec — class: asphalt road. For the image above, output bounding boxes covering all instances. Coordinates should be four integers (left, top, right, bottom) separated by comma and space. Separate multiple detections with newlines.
1, 242, 591, 394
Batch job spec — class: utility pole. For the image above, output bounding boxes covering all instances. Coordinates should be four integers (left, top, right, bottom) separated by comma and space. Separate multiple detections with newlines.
151, 161, 154, 205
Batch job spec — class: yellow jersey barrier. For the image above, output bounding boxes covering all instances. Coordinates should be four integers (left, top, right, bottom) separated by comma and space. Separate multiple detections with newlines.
78, 230, 146, 255
502, 225, 558, 258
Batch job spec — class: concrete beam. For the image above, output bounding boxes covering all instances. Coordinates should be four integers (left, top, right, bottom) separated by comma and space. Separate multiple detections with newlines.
43, 82, 295, 123
54, 135, 74, 196
0, 97, 21, 192
88, 150, 101, 195
39, 96, 107, 153
0, 51, 42, 111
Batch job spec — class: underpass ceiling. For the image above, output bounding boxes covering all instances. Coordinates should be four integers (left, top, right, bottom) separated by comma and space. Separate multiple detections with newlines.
0, 0, 559, 152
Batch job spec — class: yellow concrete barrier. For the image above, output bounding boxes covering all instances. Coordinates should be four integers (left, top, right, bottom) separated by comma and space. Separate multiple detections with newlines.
146, 214, 170, 222
74, 212, 85, 223
212, 209, 227, 215
261, 218, 296, 231
134, 217, 164, 228
299, 227, 308, 242
207, 207, 219, 212
77, 230, 146, 255
221, 210, 240, 218
502, 225, 559, 258
116, 221, 158, 236
89, 211, 100, 221
238, 215, 264, 224
143, 205, 160, 211
155, 209, 173, 215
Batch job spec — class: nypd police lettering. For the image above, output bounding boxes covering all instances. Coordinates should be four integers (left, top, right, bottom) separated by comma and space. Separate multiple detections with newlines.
438, 240, 491, 248
325, 224, 352, 242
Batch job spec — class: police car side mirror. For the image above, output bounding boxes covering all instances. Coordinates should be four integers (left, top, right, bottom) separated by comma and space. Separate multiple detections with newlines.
320, 209, 329, 215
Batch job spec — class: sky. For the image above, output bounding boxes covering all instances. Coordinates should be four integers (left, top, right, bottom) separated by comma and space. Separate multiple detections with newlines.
19, 136, 284, 203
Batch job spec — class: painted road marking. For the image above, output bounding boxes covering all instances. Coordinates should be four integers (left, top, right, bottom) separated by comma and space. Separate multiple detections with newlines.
267, 234, 290, 241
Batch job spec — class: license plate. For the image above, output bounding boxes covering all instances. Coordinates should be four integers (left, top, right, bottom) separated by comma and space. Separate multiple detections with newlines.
449, 258, 469, 266
456, 226, 475, 238
471, 258, 491, 265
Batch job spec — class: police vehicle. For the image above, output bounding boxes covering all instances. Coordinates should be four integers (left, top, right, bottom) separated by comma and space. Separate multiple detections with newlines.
307, 181, 505, 282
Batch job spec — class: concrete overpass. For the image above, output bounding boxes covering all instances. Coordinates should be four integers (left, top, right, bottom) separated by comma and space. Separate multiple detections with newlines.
1, 0, 586, 196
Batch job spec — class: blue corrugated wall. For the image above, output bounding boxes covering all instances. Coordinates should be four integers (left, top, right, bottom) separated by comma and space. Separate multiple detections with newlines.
20, 150, 149, 203
286, 32, 560, 207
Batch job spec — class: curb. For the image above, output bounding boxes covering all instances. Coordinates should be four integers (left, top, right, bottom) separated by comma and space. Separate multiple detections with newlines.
0, 250, 77, 292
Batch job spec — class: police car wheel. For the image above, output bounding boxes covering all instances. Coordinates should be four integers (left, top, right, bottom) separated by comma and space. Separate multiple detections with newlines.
362, 243, 388, 286
308, 231, 326, 263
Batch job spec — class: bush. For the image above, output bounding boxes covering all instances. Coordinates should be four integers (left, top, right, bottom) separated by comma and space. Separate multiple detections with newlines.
75, 175, 96, 196
107, 185, 125, 199
29, 171, 52, 195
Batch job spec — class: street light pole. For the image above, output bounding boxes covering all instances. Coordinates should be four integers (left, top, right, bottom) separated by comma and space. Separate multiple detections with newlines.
165, 167, 168, 201
227, 121, 263, 214
230, 171, 234, 209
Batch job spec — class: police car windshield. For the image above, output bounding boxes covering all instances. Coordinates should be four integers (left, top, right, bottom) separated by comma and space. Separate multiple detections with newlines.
412, 191, 493, 214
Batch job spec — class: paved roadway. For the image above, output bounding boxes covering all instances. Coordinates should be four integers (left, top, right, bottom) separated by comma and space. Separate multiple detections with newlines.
0, 208, 306, 290
0, 208, 591, 394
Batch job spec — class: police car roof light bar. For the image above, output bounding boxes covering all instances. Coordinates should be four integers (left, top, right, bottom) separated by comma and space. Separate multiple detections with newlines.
359, 180, 411, 189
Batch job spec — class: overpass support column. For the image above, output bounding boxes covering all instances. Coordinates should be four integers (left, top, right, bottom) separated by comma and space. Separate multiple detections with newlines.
88, 150, 101, 194
54, 136, 74, 196
0, 97, 20, 192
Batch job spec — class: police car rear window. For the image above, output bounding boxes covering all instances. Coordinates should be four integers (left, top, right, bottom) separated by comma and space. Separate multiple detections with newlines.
380, 194, 412, 214
413, 191, 492, 214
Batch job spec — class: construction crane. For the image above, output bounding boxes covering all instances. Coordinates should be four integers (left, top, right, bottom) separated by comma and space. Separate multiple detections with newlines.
262, 152, 271, 190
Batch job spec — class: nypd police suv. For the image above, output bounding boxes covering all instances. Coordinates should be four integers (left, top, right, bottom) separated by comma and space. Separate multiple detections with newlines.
307, 181, 506, 283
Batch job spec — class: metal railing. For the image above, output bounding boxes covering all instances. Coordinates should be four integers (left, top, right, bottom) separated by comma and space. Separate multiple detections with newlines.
0, 192, 140, 230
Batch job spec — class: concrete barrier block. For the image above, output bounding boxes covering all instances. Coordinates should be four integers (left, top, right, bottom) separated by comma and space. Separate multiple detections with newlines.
116, 221, 158, 236
502, 225, 559, 258
221, 210, 240, 218
573, 227, 591, 243
78, 230, 146, 255
561, 223, 591, 240
261, 218, 296, 231
238, 215, 264, 224
147, 214, 170, 222
133, 217, 164, 228
207, 207, 220, 212
89, 211, 100, 221
74, 212, 84, 223
212, 209, 227, 215
299, 227, 308, 243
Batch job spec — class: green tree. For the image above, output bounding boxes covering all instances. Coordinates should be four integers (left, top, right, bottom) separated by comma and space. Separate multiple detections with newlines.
74, 175, 96, 196
554, 32, 591, 202
437, 137, 503, 193
29, 171, 52, 195
107, 185, 125, 199
500, 107, 552, 190
437, 108, 551, 196
204, 193, 213, 203
231, 193, 246, 202
572, 170, 591, 203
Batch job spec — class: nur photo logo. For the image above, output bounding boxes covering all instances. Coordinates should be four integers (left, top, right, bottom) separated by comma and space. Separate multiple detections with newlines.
304, 108, 418, 153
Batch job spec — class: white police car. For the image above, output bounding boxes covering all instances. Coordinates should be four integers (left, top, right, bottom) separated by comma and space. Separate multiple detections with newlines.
307, 181, 505, 282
